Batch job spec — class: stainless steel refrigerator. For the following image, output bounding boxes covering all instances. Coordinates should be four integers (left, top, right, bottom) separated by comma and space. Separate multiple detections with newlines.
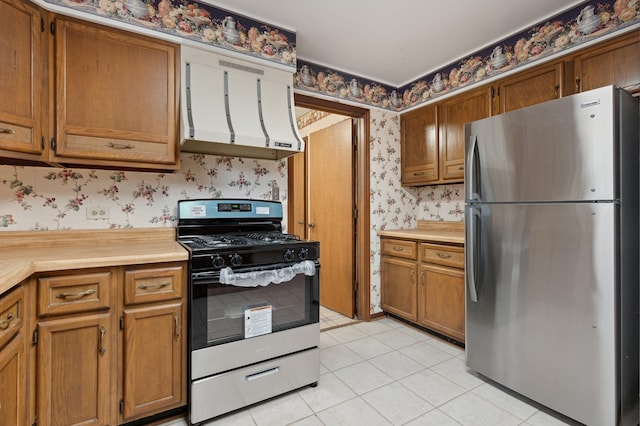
464, 85, 639, 426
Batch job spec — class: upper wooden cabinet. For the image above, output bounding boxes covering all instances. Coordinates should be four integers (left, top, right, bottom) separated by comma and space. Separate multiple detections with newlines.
401, 104, 438, 185
0, 5, 180, 171
573, 30, 640, 95
497, 61, 563, 114
439, 85, 493, 181
0, 0, 46, 161
52, 17, 180, 170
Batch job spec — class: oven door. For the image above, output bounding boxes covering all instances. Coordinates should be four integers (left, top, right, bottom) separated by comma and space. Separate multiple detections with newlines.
190, 260, 320, 352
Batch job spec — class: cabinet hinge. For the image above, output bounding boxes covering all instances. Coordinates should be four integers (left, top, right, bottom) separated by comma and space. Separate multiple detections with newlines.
32, 329, 38, 345
41, 18, 45, 33
41, 136, 45, 150
50, 137, 56, 150
353, 207, 358, 220
119, 399, 124, 414
120, 316, 124, 330
50, 21, 55, 35
32, 416, 38, 426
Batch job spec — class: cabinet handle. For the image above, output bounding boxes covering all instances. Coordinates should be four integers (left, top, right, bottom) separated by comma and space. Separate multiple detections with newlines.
297, 221, 305, 226
575, 77, 581, 93
55, 289, 96, 299
413, 171, 425, 176
0, 312, 15, 330
307, 223, 315, 228
420, 271, 426, 286
0, 128, 15, 135
106, 142, 135, 150
392, 246, 404, 252
436, 252, 452, 259
554, 84, 560, 98
410, 268, 415, 278
138, 282, 170, 290
174, 313, 179, 340
458, 166, 464, 171
99, 325, 106, 356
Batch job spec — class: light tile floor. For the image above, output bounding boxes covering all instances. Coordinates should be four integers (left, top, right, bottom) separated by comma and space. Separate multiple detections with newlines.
319, 305, 359, 330
163, 317, 578, 426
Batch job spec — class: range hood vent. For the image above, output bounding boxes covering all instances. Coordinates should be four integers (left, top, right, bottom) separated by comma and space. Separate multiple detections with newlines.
180, 46, 305, 161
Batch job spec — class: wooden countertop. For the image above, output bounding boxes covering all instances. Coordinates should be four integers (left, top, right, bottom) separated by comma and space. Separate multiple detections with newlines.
0, 228, 188, 296
377, 220, 464, 245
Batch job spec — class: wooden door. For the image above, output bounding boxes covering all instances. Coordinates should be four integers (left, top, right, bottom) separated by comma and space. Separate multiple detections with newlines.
401, 104, 438, 185
0, 334, 26, 426
0, 0, 45, 158
122, 303, 184, 421
574, 31, 640, 95
287, 146, 307, 239
37, 313, 113, 426
418, 263, 465, 342
498, 61, 563, 113
307, 119, 354, 318
439, 85, 493, 181
380, 256, 417, 322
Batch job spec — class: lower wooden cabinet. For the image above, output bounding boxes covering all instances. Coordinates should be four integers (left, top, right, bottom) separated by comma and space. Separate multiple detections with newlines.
380, 236, 465, 343
27, 262, 186, 425
37, 312, 114, 426
0, 285, 28, 426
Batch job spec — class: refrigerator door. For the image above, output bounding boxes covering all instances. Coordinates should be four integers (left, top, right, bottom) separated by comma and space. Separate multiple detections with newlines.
465, 202, 617, 426
465, 85, 617, 203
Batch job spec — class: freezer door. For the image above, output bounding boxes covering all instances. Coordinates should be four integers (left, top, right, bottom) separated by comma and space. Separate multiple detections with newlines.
465, 202, 617, 426
465, 86, 617, 203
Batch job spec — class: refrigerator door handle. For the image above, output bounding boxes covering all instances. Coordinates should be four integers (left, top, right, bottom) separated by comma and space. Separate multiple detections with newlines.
466, 205, 480, 302
466, 134, 480, 201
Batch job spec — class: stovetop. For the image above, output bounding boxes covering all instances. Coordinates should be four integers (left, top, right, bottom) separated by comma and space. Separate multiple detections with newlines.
179, 232, 303, 251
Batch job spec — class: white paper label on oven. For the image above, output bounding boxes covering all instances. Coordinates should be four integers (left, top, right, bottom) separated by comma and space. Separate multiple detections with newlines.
256, 206, 270, 215
244, 305, 272, 338
189, 205, 206, 217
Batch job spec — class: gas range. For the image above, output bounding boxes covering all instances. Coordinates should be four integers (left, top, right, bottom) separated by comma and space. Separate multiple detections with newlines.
177, 199, 319, 271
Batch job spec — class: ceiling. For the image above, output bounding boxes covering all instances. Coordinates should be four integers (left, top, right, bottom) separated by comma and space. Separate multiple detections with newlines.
211, 0, 584, 87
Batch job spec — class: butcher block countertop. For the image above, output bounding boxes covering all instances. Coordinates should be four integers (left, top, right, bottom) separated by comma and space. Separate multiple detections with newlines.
377, 220, 464, 245
0, 228, 188, 296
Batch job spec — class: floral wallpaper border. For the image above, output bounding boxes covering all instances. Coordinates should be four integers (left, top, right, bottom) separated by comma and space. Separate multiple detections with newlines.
294, 0, 639, 111
44, 0, 297, 68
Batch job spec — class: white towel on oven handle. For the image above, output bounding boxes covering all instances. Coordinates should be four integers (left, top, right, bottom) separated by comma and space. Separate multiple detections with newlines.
219, 260, 316, 287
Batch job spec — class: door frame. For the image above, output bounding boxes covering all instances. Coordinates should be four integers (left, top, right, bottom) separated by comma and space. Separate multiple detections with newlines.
292, 93, 371, 321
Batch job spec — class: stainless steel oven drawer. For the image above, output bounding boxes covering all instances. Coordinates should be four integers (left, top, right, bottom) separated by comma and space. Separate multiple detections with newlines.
190, 347, 319, 423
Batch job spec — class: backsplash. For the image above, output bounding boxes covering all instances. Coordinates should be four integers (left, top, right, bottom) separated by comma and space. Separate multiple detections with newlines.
0, 155, 288, 231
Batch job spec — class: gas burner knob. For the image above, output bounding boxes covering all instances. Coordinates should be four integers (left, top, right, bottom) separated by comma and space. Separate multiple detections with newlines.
211, 254, 225, 268
229, 253, 242, 266
283, 249, 295, 262
298, 248, 309, 260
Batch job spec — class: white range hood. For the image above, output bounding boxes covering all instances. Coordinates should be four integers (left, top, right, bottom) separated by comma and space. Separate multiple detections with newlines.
180, 46, 305, 161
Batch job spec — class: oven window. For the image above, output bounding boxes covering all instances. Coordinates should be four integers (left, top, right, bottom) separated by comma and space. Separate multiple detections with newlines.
191, 269, 319, 349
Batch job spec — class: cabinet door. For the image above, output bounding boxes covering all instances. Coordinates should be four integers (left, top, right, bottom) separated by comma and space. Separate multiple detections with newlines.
574, 31, 640, 95
439, 86, 492, 181
37, 313, 113, 426
498, 61, 563, 113
53, 17, 179, 170
0, 0, 45, 158
401, 104, 438, 185
122, 302, 184, 421
418, 263, 465, 342
380, 256, 417, 321
0, 329, 26, 426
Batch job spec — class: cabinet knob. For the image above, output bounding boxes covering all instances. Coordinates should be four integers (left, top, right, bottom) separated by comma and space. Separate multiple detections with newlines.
307, 223, 315, 228
0, 312, 15, 330
0, 128, 15, 134
436, 252, 452, 259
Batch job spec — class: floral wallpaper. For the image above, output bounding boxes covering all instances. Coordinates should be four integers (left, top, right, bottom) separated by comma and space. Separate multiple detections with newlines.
294, 0, 639, 111
0, 154, 287, 231
45, 0, 297, 68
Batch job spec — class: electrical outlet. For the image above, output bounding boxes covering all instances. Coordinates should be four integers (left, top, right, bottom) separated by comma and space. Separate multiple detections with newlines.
86, 205, 110, 220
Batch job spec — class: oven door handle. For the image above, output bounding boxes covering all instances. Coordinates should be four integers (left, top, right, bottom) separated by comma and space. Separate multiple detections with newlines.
219, 260, 317, 287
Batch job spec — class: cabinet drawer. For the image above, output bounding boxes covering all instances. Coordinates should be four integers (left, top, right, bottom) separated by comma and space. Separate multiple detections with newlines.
0, 286, 25, 348
402, 168, 437, 185
381, 239, 417, 260
421, 243, 464, 268
38, 271, 112, 316
124, 264, 183, 305
444, 163, 464, 180
0, 121, 36, 154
